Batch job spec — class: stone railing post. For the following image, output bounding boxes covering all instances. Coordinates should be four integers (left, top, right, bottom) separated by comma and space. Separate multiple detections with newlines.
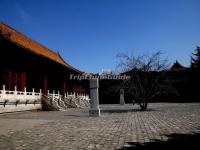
1, 85, 6, 100
73, 92, 75, 98
89, 78, 100, 117
32, 88, 35, 99
14, 86, 17, 99
53, 90, 55, 100
120, 89, 125, 105
64, 93, 66, 99
24, 87, 27, 100
39, 89, 42, 98
66, 92, 68, 97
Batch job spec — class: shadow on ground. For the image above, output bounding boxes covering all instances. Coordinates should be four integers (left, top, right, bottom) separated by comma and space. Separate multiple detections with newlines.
120, 132, 200, 150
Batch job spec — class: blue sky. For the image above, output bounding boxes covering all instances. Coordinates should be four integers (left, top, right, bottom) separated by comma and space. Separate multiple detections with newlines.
0, 0, 199, 73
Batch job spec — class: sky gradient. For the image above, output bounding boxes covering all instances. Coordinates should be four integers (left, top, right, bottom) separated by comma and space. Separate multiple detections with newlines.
0, 0, 199, 73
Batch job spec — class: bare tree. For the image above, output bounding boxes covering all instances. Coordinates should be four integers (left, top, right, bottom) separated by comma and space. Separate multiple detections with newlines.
117, 51, 174, 110
191, 46, 200, 71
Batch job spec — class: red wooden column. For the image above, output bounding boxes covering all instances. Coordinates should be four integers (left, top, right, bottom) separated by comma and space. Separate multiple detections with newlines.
44, 76, 47, 95
21, 72, 26, 91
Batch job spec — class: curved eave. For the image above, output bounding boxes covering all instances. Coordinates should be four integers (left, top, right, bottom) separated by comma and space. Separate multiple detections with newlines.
5, 35, 83, 74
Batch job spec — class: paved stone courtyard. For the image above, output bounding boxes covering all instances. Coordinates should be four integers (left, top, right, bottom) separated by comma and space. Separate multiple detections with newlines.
0, 103, 200, 150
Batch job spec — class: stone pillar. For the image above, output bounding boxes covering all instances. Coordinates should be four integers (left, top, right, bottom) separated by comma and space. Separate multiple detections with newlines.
89, 78, 100, 117
120, 89, 125, 105
14, 86, 17, 98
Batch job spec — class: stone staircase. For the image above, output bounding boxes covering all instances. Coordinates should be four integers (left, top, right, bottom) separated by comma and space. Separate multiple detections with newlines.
41, 91, 90, 111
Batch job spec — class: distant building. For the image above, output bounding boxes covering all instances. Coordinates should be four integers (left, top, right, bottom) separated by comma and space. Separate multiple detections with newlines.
170, 60, 189, 72
163, 60, 194, 101
99, 69, 112, 75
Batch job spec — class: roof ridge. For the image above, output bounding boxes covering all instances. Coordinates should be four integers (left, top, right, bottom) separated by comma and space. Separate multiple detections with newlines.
0, 22, 82, 74
57, 52, 77, 69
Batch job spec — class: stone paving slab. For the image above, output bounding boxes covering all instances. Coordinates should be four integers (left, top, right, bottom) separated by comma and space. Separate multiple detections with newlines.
0, 119, 52, 135
0, 103, 200, 150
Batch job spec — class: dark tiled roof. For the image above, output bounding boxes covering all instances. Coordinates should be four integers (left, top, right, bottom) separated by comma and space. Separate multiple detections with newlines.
0, 22, 82, 74
170, 60, 187, 71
